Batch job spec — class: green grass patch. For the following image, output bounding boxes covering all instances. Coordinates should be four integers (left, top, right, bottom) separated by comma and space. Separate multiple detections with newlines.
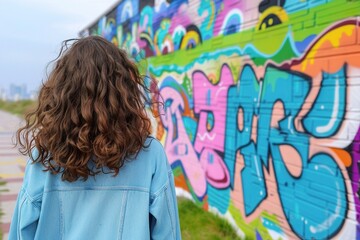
0, 100, 37, 117
0, 100, 36, 117
178, 198, 243, 240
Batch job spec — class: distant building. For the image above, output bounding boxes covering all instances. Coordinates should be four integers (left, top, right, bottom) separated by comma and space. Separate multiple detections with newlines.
9, 84, 28, 101
0, 88, 7, 101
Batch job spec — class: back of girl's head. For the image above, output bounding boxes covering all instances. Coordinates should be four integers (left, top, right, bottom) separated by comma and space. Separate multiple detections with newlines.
17, 36, 153, 181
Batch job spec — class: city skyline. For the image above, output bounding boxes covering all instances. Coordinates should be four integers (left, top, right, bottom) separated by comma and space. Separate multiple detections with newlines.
0, 83, 38, 101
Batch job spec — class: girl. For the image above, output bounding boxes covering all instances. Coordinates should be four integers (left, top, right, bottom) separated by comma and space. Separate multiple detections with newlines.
9, 36, 181, 240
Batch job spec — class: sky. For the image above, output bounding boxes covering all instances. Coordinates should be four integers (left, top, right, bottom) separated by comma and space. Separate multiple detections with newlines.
0, 0, 119, 93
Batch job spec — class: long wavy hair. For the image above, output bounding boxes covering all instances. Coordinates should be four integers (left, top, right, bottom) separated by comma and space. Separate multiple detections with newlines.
16, 36, 156, 182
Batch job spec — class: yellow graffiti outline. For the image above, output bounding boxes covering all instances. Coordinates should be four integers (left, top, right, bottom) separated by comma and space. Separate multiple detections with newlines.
256, 6, 289, 31
180, 31, 200, 50
107, 18, 116, 26
301, 25, 355, 71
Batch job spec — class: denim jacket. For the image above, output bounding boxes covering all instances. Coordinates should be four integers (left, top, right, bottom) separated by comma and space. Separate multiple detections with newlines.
9, 138, 181, 240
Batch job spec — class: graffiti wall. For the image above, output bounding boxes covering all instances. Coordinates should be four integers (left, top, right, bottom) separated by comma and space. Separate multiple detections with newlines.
83, 0, 360, 239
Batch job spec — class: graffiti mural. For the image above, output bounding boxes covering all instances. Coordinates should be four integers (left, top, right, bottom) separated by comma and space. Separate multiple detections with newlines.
83, 0, 360, 239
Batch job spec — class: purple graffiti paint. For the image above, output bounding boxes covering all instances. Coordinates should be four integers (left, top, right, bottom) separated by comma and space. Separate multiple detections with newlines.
352, 128, 360, 236
256, 230, 263, 240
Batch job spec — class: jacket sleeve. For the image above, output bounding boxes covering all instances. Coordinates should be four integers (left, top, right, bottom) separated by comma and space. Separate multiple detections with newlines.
149, 140, 181, 240
8, 187, 41, 240
8, 153, 43, 240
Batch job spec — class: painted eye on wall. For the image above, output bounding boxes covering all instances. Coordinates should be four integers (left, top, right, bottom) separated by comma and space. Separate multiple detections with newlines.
258, 14, 282, 30
180, 25, 202, 50
219, 9, 243, 36
256, 6, 288, 31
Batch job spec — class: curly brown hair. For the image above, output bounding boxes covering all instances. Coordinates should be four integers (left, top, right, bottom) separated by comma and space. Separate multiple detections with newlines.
16, 36, 155, 182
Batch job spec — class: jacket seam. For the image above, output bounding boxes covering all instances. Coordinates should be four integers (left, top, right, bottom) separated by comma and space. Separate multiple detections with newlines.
44, 186, 149, 193
165, 187, 176, 239
17, 192, 26, 238
150, 169, 173, 200
150, 183, 168, 200
59, 191, 64, 240
22, 188, 42, 209
118, 191, 128, 240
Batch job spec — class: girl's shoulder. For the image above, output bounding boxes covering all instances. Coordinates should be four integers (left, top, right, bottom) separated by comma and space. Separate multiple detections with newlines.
21, 149, 47, 199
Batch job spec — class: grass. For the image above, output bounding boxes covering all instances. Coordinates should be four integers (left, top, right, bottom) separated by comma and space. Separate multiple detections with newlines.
0, 100, 37, 117
178, 198, 242, 240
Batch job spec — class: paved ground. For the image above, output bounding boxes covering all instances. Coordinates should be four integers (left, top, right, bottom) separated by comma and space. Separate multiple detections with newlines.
0, 110, 27, 240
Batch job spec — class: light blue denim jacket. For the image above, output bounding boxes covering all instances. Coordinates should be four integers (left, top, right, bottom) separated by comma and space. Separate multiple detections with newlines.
9, 138, 181, 240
